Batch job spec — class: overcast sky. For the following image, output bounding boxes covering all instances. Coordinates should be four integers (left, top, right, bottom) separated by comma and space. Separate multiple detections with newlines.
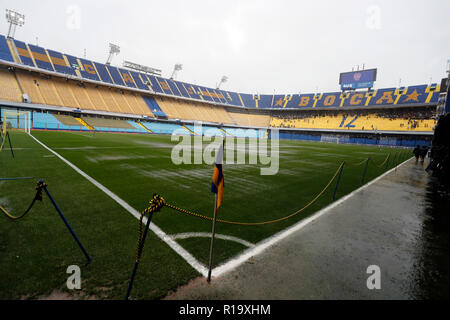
2, 0, 449, 94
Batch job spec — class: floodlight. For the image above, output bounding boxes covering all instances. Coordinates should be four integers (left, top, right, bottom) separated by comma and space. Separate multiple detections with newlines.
5, 9, 25, 39
170, 64, 183, 80
106, 43, 120, 65
216, 76, 228, 89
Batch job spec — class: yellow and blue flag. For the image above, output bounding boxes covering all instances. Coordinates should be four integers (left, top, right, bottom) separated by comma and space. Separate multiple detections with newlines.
211, 143, 224, 209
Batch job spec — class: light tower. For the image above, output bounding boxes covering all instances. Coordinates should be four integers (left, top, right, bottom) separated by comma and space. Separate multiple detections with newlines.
170, 64, 183, 80
216, 76, 228, 89
5, 9, 25, 39
106, 43, 120, 65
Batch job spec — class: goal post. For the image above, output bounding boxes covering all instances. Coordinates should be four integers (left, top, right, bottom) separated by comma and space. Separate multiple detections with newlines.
320, 134, 340, 144
1, 108, 31, 135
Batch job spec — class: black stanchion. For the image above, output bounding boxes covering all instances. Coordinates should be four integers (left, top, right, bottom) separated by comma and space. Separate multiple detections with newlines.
5, 132, 14, 159
125, 210, 155, 300
392, 153, 398, 168
384, 154, 390, 170
41, 180, 92, 265
361, 158, 370, 184
332, 163, 345, 201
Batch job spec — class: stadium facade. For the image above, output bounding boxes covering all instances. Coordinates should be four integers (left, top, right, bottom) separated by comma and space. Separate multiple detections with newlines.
0, 34, 442, 147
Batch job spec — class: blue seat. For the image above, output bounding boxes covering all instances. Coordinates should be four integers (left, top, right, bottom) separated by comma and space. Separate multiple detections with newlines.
28, 44, 54, 72
142, 95, 167, 117
47, 50, 76, 75
0, 35, 14, 62
13, 40, 35, 67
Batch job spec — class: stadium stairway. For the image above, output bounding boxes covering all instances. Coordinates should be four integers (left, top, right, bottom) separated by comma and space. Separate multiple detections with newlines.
135, 121, 153, 133
140, 122, 191, 135
74, 117, 94, 130
182, 125, 197, 135
219, 127, 233, 137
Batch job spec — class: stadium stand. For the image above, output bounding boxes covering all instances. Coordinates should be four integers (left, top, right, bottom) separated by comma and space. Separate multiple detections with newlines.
32, 111, 73, 130
81, 116, 136, 130
53, 113, 84, 127
0, 35, 14, 62
27, 44, 54, 72
140, 121, 190, 135
0, 33, 440, 144
0, 34, 441, 110
32, 75, 63, 106
270, 107, 436, 132
14, 70, 46, 104
69, 82, 95, 110
47, 49, 76, 76
13, 40, 35, 67
52, 78, 80, 108
142, 96, 165, 118
0, 68, 22, 102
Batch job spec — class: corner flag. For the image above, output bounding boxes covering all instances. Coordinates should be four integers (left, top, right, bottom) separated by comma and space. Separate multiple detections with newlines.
211, 143, 224, 209
207, 142, 224, 282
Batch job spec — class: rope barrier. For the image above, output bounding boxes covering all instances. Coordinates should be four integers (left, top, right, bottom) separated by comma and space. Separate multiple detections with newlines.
0, 133, 5, 151
137, 162, 345, 228
0, 180, 46, 220
136, 194, 165, 262
127, 149, 411, 297
1, 179, 92, 264
370, 153, 390, 168
127, 161, 345, 299
0, 177, 34, 181
135, 152, 396, 230
346, 158, 369, 166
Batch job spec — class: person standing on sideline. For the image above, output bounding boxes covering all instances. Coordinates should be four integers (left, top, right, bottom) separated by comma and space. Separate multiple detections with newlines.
413, 145, 421, 163
419, 145, 428, 164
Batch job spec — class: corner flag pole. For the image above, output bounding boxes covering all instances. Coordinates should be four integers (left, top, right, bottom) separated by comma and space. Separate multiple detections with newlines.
207, 194, 218, 283
207, 141, 224, 283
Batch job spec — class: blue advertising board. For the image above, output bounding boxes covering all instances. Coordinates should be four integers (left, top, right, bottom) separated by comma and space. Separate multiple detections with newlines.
339, 69, 377, 90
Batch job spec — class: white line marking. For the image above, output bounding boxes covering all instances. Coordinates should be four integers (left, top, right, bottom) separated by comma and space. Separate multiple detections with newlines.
29, 133, 208, 277
212, 157, 413, 278
169, 233, 255, 248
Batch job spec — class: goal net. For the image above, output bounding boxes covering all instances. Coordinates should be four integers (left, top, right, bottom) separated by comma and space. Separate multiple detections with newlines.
1, 109, 31, 135
320, 134, 340, 144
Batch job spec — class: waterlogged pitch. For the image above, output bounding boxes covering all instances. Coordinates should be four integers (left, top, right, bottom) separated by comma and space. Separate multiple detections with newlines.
0, 130, 408, 299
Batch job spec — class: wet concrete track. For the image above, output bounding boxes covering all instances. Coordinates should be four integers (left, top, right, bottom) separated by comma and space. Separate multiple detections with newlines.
165, 159, 450, 300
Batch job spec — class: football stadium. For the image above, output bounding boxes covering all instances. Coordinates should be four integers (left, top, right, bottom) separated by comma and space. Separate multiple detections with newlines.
1, 1, 450, 304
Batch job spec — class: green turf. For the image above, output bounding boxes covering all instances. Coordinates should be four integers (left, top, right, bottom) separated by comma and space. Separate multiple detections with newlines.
0, 130, 410, 299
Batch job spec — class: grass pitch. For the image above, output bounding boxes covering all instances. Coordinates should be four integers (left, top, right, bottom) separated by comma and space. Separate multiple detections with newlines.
0, 130, 408, 299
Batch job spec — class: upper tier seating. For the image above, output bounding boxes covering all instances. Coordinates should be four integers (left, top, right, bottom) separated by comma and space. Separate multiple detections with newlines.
0, 34, 440, 109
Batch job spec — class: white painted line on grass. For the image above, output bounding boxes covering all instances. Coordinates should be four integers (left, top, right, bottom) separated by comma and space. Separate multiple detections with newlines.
169, 233, 255, 248
212, 157, 413, 278
29, 133, 209, 277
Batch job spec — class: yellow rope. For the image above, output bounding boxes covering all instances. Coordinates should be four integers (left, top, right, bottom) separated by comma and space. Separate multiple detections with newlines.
371, 153, 390, 168
149, 162, 345, 227
346, 158, 368, 166
0, 181, 46, 220
135, 194, 166, 262
0, 132, 5, 152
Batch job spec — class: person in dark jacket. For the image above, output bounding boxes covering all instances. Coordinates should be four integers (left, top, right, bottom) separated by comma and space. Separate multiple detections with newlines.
413, 145, 421, 163
419, 146, 429, 163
